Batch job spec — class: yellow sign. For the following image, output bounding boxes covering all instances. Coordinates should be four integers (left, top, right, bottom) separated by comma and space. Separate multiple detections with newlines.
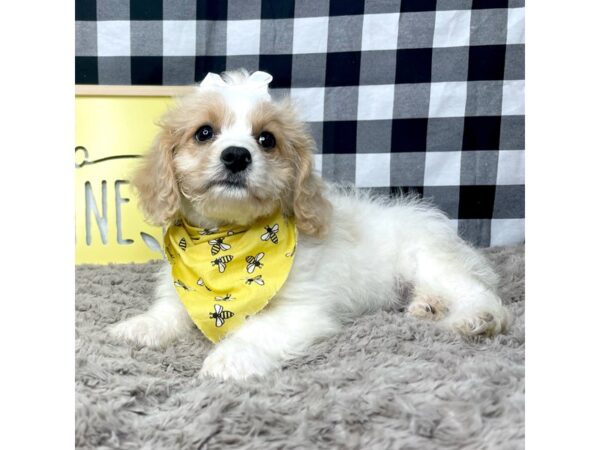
75, 95, 174, 264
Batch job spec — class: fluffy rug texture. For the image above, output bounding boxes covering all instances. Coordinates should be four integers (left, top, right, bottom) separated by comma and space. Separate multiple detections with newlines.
76, 245, 524, 450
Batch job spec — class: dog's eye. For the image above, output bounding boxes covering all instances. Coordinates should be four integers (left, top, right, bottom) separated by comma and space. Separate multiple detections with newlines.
195, 125, 214, 142
257, 131, 276, 149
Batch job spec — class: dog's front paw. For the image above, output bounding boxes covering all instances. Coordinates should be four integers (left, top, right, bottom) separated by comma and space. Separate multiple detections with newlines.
108, 314, 172, 349
200, 339, 277, 380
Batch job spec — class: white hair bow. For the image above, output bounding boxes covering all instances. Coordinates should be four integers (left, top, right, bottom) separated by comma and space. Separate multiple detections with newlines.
199, 71, 273, 96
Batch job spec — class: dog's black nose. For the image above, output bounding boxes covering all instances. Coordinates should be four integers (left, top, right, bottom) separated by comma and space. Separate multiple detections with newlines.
220, 146, 252, 173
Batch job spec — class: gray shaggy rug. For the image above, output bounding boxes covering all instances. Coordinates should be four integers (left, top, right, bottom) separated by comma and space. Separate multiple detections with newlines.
76, 245, 524, 450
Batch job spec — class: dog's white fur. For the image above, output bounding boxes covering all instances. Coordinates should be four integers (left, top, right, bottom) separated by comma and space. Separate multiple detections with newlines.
110, 70, 509, 380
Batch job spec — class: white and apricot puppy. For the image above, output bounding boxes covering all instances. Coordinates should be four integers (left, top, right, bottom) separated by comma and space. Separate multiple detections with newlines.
110, 70, 509, 380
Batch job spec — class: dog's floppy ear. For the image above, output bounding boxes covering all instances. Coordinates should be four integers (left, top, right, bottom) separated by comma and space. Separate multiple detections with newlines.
290, 127, 332, 239
132, 127, 180, 226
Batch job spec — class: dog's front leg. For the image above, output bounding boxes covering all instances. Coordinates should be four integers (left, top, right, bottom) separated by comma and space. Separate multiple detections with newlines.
200, 299, 340, 380
108, 264, 195, 348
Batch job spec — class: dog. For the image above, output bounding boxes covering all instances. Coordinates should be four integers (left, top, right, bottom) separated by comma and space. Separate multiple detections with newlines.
109, 69, 509, 380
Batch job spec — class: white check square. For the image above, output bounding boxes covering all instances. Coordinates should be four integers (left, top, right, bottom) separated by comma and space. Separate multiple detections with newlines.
429, 82, 467, 118
293, 17, 328, 54
227, 20, 261, 55
424, 152, 462, 186
361, 13, 400, 51
355, 153, 390, 187
290, 88, 325, 122
97, 21, 130, 57
506, 7, 525, 44
490, 219, 525, 246
496, 150, 525, 185
502, 80, 525, 115
433, 10, 471, 48
163, 21, 196, 56
312, 154, 323, 175
357, 85, 395, 120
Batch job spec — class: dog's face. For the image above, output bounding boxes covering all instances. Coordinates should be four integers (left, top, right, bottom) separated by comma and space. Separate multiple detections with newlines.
133, 70, 331, 237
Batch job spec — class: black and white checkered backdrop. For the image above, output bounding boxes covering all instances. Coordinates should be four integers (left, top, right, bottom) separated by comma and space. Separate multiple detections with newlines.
76, 0, 525, 247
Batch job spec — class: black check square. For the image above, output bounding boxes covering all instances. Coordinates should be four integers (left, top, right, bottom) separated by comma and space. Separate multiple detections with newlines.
468, 45, 506, 81
259, 55, 293, 88
325, 52, 361, 87
194, 56, 227, 80
196, 0, 228, 20
323, 121, 358, 154
472, 0, 509, 8
76, 57, 98, 84
131, 57, 163, 84
262, 0, 295, 19
130, 0, 162, 20
372, 187, 425, 198
463, 116, 502, 150
396, 48, 432, 84
329, 0, 364, 16
76, 0, 96, 20
401, 0, 437, 12
458, 185, 496, 219
391, 119, 429, 152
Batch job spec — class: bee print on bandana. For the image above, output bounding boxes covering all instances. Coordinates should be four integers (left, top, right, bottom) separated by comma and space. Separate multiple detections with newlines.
285, 244, 296, 258
210, 304, 234, 327
245, 275, 265, 286
178, 238, 187, 251
200, 228, 219, 235
197, 278, 212, 291
246, 252, 264, 273
211, 255, 234, 273
174, 279, 193, 292
208, 237, 231, 256
215, 293, 235, 301
261, 224, 279, 244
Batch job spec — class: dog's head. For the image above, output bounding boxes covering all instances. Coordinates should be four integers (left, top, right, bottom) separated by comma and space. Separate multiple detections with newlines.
133, 69, 331, 238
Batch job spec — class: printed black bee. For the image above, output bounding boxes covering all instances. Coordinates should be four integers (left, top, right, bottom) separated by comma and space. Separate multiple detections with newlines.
173, 279, 193, 291
285, 244, 296, 258
211, 255, 234, 273
261, 224, 280, 244
245, 275, 265, 286
245, 252, 264, 273
178, 238, 187, 251
215, 293, 235, 301
209, 304, 234, 327
197, 278, 212, 291
209, 237, 231, 256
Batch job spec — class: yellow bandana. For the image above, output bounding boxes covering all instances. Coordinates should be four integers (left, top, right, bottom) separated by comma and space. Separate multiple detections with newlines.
163, 210, 297, 343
